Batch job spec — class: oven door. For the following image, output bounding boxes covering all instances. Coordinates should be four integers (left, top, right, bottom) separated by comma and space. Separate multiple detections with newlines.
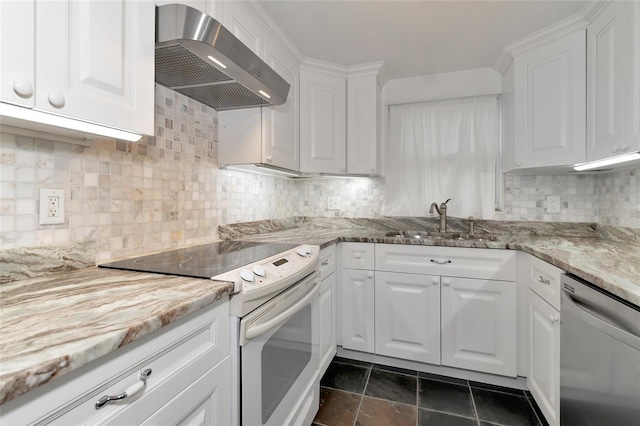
240, 272, 319, 426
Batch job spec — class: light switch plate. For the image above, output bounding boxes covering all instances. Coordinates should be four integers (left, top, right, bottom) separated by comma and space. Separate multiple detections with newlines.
39, 189, 65, 225
328, 197, 340, 211
546, 196, 561, 214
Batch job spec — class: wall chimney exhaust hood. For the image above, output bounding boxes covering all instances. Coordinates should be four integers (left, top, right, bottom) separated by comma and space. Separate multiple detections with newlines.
155, 4, 290, 110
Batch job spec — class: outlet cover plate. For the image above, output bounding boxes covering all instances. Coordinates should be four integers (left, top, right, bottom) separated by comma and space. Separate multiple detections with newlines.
328, 197, 340, 211
546, 195, 561, 214
39, 189, 65, 225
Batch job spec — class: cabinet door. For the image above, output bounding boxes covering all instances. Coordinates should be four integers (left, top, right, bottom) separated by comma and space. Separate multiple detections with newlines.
341, 268, 375, 353
263, 38, 300, 171
300, 68, 346, 174
587, 1, 627, 161
140, 357, 231, 426
375, 272, 440, 364
319, 272, 337, 376
0, 0, 35, 107
513, 30, 586, 169
222, 0, 264, 58
625, 1, 640, 153
35, 0, 154, 135
527, 290, 560, 426
441, 277, 517, 377
347, 73, 380, 175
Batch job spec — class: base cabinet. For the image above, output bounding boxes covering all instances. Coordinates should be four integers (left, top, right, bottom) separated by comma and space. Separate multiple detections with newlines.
341, 268, 375, 353
319, 270, 337, 375
374, 271, 441, 364
440, 277, 517, 377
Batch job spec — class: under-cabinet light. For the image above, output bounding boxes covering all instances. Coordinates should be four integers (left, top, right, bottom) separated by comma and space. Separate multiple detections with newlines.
258, 90, 271, 99
573, 152, 640, 171
0, 103, 142, 142
207, 55, 227, 69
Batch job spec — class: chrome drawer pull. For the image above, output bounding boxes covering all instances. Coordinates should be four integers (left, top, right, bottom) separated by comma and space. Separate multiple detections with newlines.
538, 275, 551, 285
430, 259, 452, 265
96, 368, 152, 409
321, 259, 330, 266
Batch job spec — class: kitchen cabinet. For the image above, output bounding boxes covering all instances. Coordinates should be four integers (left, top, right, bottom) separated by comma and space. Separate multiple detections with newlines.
220, 0, 264, 58
318, 245, 337, 376
506, 29, 586, 171
587, 0, 640, 161
441, 277, 517, 377
374, 271, 441, 364
346, 66, 384, 175
0, 0, 154, 136
300, 61, 385, 175
0, 300, 230, 425
526, 254, 563, 426
300, 64, 347, 174
340, 243, 375, 353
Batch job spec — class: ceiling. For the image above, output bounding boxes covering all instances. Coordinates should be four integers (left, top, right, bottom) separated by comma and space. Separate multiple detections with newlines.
258, 0, 587, 80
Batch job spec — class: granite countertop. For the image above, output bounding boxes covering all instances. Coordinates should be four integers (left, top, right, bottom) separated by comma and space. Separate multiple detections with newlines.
0, 267, 233, 405
220, 217, 640, 308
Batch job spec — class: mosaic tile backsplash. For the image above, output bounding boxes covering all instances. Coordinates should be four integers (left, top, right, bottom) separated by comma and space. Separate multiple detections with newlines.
1, 85, 638, 264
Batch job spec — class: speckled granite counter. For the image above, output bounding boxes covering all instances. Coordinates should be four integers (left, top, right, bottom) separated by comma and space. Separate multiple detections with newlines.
0, 268, 233, 405
220, 217, 640, 308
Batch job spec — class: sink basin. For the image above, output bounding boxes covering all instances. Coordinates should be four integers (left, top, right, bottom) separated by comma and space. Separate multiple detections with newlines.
384, 231, 498, 241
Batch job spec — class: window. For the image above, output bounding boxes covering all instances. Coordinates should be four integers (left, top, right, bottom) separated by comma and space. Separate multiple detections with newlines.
383, 95, 501, 218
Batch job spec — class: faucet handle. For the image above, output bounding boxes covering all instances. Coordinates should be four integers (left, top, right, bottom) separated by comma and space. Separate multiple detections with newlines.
445, 198, 452, 204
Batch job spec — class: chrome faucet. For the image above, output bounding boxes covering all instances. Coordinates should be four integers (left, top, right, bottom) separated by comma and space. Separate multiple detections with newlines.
429, 198, 452, 232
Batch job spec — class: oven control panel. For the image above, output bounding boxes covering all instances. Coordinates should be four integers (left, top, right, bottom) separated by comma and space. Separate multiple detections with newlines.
218, 244, 320, 316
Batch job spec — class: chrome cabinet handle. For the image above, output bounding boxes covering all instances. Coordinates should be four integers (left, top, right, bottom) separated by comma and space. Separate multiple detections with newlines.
321, 259, 330, 266
96, 369, 152, 409
538, 275, 551, 285
430, 259, 452, 265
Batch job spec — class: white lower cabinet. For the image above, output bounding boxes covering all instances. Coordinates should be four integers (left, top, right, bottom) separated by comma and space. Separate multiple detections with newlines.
527, 290, 560, 426
319, 266, 337, 376
341, 267, 375, 353
1, 300, 230, 426
441, 277, 517, 377
374, 272, 441, 364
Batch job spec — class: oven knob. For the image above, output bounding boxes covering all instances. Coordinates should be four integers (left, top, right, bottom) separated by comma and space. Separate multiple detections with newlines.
296, 245, 312, 257
240, 269, 254, 282
252, 265, 266, 277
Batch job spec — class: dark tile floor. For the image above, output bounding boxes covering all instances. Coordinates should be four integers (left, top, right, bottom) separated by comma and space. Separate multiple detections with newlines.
313, 357, 548, 426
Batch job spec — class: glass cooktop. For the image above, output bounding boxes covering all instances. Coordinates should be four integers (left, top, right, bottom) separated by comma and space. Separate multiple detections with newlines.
99, 241, 300, 279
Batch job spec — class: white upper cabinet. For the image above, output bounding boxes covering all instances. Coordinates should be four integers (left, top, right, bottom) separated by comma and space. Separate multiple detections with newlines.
0, 1, 35, 108
587, 0, 640, 161
221, 0, 264, 58
510, 29, 586, 171
1, 0, 154, 137
300, 63, 347, 174
263, 38, 300, 171
347, 67, 383, 175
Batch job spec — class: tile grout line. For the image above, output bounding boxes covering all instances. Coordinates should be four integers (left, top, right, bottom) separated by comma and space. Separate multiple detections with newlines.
352, 365, 372, 426
525, 394, 545, 426
468, 383, 482, 426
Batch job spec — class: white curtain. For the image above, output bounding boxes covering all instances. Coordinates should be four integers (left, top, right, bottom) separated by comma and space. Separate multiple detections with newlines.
383, 96, 499, 219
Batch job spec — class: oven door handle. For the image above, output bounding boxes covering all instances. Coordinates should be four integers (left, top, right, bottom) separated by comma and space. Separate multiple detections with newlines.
243, 281, 317, 344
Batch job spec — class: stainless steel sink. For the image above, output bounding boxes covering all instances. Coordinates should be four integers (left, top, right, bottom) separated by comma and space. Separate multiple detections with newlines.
384, 231, 498, 241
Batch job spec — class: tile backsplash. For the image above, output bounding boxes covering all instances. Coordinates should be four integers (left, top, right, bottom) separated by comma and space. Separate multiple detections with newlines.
1, 85, 638, 265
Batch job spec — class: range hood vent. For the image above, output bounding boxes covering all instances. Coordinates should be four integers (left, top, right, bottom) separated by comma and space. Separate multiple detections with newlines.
155, 4, 290, 110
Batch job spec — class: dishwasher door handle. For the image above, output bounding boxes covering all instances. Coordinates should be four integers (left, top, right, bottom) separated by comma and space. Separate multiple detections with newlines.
562, 289, 640, 350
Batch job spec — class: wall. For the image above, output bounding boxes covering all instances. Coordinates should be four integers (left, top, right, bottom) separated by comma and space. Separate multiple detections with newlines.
0, 85, 296, 262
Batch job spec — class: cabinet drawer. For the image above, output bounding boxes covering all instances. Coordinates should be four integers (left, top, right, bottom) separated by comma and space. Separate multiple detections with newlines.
2, 300, 229, 425
319, 244, 337, 279
527, 255, 563, 311
375, 245, 516, 281
341, 242, 375, 269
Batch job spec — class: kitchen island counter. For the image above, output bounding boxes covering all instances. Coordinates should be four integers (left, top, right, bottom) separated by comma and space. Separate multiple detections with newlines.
0, 267, 233, 405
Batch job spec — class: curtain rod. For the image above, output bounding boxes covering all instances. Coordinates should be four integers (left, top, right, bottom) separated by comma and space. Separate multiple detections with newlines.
389, 93, 502, 108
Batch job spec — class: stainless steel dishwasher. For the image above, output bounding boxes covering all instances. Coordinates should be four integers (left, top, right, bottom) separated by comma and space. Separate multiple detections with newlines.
560, 274, 640, 425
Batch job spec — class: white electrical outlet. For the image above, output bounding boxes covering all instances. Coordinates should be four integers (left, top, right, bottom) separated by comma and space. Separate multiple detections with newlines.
546, 196, 561, 214
39, 189, 65, 225
328, 197, 340, 211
